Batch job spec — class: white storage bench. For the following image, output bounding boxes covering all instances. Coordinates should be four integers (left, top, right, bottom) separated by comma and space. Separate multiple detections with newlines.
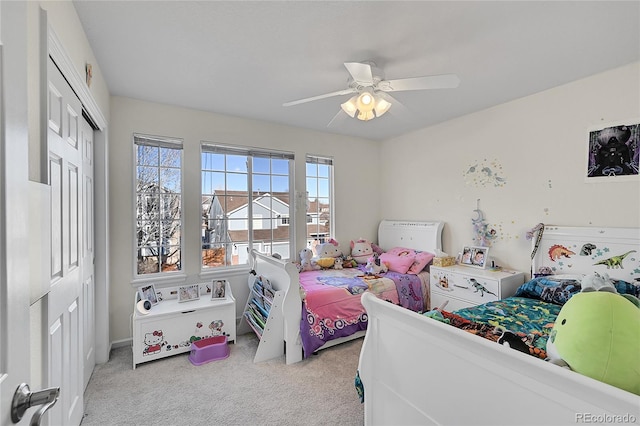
132, 281, 236, 369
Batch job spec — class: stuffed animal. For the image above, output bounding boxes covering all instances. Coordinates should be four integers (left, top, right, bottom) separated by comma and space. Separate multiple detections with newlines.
334, 257, 343, 270
546, 275, 640, 395
299, 248, 318, 272
315, 239, 342, 259
313, 239, 343, 269
341, 255, 357, 268
351, 239, 374, 264
364, 253, 388, 275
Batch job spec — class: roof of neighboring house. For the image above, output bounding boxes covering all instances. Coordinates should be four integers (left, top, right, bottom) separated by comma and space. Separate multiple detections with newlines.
202, 190, 330, 239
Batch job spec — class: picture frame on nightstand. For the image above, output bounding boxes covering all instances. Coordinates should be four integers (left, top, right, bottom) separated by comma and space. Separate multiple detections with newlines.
460, 245, 489, 269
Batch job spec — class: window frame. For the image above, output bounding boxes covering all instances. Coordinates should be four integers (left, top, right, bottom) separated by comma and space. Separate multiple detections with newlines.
200, 142, 295, 272
132, 133, 185, 282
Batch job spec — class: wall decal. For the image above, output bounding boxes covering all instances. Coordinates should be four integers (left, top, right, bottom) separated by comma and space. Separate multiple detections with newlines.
463, 158, 506, 187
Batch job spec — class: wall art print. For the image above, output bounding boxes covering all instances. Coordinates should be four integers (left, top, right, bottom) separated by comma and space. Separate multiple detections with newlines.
586, 120, 639, 182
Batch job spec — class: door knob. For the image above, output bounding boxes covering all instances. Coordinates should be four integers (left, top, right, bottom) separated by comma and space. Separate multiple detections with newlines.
11, 383, 59, 425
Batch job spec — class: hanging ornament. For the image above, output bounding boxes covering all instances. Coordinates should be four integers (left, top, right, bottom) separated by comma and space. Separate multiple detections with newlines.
472, 199, 498, 247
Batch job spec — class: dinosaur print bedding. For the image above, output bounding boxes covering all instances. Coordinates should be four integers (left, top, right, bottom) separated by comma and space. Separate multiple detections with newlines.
435, 276, 640, 359
299, 267, 429, 357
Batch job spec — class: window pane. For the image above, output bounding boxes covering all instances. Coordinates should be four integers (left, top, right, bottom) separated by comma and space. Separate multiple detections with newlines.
272, 158, 289, 175
201, 144, 294, 269
137, 145, 158, 166
306, 156, 333, 244
226, 155, 247, 173
253, 157, 270, 174
135, 135, 182, 276
137, 166, 158, 187
227, 172, 248, 191
202, 171, 225, 194
272, 175, 289, 193
252, 174, 271, 193
160, 147, 181, 168
161, 168, 181, 192
202, 152, 224, 171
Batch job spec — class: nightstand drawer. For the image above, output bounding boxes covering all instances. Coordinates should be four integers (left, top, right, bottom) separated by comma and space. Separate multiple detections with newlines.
431, 270, 499, 305
428, 264, 525, 310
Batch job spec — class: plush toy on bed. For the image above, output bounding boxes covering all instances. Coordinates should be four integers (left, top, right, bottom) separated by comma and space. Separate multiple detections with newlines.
313, 239, 343, 269
299, 248, 319, 272
364, 253, 388, 275
351, 239, 374, 264
545, 273, 640, 395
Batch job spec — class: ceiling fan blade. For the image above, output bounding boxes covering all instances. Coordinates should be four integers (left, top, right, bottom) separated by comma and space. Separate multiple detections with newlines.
283, 88, 357, 107
327, 109, 348, 128
376, 92, 412, 121
378, 73, 460, 92
344, 62, 374, 86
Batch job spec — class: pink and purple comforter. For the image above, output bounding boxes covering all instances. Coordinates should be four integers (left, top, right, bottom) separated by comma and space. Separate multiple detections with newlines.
299, 267, 429, 357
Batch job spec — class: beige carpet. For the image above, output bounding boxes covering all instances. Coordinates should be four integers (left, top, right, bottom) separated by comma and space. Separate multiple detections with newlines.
81, 333, 365, 426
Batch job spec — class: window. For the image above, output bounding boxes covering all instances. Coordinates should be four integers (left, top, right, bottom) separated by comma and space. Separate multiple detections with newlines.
201, 143, 294, 268
134, 134, 183, 276
305, 155, 333, 249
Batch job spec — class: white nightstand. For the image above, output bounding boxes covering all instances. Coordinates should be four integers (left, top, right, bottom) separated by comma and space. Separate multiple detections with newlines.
429, 265, 524, 311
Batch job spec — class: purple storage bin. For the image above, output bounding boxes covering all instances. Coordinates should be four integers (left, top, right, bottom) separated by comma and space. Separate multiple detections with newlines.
189, 335, 229, 365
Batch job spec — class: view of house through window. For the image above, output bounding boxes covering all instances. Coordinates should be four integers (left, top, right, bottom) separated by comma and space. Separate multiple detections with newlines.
134, 134, 183, 275
201, 144, 294, 268
306, 155, 333, 253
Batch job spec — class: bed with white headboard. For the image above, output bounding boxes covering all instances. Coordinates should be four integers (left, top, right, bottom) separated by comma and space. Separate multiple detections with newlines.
248, 219, 444, 365
358, 225, 640, 425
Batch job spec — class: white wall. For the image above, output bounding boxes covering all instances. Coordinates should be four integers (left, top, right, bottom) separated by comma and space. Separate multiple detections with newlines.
379, 62, 640, 277
108, 96, 380, 343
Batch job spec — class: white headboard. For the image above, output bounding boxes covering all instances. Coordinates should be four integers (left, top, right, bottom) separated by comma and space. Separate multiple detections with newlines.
531, 225, 640, 283
377, 220, 444, 253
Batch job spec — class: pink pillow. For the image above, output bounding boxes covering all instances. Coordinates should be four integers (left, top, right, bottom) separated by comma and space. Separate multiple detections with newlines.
408, 251, 435, 274
380, 251, 416, 274
387, 247, 416, 257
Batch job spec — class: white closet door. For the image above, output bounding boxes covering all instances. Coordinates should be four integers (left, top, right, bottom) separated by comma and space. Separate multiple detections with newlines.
46, 56, 84, 426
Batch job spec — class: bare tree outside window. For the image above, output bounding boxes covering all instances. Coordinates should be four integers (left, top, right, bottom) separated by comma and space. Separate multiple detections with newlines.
135, 135, 183, 275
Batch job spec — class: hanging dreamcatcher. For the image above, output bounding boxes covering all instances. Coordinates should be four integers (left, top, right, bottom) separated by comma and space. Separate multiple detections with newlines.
472, 200, 498, 247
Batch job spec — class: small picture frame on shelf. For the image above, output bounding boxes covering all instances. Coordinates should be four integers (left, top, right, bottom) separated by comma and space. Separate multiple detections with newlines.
460, 245, 489, 269
138, 284, 159, 306
178, 284, 200, 303
212, 280, 226, 299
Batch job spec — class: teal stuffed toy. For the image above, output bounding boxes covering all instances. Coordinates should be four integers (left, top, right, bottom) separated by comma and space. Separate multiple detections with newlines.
546, 274, 640, 395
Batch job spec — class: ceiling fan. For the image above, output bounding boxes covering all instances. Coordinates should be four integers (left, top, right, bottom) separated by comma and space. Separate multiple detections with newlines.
283, 61, 460, 123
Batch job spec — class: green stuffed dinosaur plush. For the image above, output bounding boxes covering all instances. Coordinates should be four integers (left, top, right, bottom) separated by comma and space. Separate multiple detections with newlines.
546, 274, 640, 395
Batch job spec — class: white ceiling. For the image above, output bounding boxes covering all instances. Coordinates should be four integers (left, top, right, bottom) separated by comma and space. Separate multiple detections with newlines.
73, 1, 640, 141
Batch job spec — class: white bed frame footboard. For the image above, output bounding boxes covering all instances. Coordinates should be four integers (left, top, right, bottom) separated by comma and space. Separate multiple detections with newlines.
358, 292, 640, 425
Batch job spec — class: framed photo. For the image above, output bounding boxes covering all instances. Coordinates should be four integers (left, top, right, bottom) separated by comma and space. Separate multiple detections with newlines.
461, 246, 489, 269
178, 284, 200, 303
212, 280, 226, 299
138, 284, 159, 306
586, 119, 639, 183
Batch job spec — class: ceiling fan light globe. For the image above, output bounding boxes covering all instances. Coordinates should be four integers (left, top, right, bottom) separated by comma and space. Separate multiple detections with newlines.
374, 97, 391, 117
356, 92, 375, 113
357, 110, 375, 121
340, 98, 358, 118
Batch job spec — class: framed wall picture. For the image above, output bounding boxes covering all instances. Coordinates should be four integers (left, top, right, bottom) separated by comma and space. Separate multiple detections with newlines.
212, 280, 226, 299
460, 246, 489, 269
178, 284, 200, 303
138, 284, 159, 306
586, 119, 639, 183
